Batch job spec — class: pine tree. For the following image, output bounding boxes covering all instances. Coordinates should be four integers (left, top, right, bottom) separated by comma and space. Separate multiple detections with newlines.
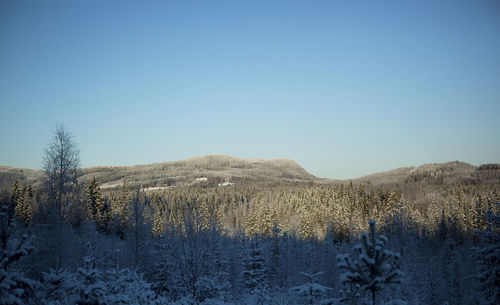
227, 233, 244, 298
246, 198, 263, 236
299, 203, 317, 239
86, 177, 103, 224
150, 192, 166, 236
15, 183, 32, 223
0, 205, 36, 305
338, 281, 362, 305
473, 204, 500, 305
290, 272, 332, 305
128, 188, 149, 268
42, 268, 80, 304
243, 235, 268, 292
198, 230, 231, 302
10, 180, 22, 221
268, 221, 282, 288
99, 197, 112, 234
111, 181, 131, 238
104, 268, 158, 305
195, 275, 228, 303
103, 268, 127, 303
122, 269, 158, 305
149, 236, 182, 299
337, 220, 403, 305
75, 244, 106, 305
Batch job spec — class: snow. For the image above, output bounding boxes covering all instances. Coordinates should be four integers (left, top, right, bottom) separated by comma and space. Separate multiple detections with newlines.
142, 186, 170, 192
3, 194, 496, 305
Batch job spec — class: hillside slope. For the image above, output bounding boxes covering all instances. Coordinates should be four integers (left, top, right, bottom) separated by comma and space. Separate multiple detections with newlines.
353, 161, 499, 188
1, 157, 498, 191
80, 154, 317, 188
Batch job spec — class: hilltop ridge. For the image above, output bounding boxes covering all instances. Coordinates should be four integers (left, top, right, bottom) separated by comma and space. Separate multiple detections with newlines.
79, 154, 317, 189
353, 160, 499, 187
1, 156, 498, 190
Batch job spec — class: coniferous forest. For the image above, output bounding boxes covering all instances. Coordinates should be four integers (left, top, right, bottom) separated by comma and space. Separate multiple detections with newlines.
2, 1, 500, 304
0, 125, 499, 305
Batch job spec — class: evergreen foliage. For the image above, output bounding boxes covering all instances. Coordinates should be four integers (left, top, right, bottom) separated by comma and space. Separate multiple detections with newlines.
473, 203, 500, 305
75, 246, 106, 305
3, 139, 499, 305
104, 268, 158, 305
243, 235, 268, 292
337, 220, 402, 305
4, 124, 500, 304
149, 237, 183, 299
0, 206, 36, 305
111, 181, 131, 235
290, 272, 332, 304
86, 177, 105, 228
9, 180, 22, 220
42, 268, 80, 304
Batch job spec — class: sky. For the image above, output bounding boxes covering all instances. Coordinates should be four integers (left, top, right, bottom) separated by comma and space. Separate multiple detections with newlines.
1, 0, 499, 179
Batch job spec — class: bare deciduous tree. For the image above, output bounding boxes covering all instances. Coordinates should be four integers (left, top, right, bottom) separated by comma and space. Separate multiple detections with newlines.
42, 123, 80, 222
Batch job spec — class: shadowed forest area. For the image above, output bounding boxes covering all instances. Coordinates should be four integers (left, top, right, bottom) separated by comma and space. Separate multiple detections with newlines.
1, 126, 499, 305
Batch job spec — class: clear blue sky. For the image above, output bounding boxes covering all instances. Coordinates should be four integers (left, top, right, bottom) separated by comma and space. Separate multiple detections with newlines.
1, 0, 499, 179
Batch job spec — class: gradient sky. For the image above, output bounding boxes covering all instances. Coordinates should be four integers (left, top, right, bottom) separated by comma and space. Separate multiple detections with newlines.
1, 0, 499, 179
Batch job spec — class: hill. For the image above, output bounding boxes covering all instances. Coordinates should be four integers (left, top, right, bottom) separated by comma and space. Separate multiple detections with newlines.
82, 154, 318, 189
0, 155, 318, 190
352, 161, 499, 190
1, 157, 498, 191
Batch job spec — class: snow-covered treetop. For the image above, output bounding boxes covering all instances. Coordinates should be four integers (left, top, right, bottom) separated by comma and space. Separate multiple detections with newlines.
337, 220, 403, 304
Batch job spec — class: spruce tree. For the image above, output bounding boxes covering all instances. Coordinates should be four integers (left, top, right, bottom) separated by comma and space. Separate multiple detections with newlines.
75, 244, 106, 305
86, 177, 103, 224
337, 220, 402, 305
243, 234, 268, 292
200, 230, 230, 302
42, 268, 80, 304
290, 272, 332, 305
111, 181, 131, 238
268, 221, 282, 288
473, 204, 500, 305
149, 236, 182, 299
14, 183, 32, 223
0, 205, 36, 304
104, 268, 158, 305
10, 180, 22, 221
99, 198, 112, 234
150, 193, 166, 236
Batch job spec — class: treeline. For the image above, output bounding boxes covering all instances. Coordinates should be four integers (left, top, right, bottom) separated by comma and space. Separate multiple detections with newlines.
5, 176, 499, 242
2, 187, 499, 304
2, 171, 500, 304
1, 125, 499, 304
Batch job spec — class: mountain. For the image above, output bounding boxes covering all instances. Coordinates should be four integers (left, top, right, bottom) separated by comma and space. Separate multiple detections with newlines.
353, 161, 499, 188
1, 157, 498, 191
0, 165, 44, 191
81, 154, 317, 189
0, 154, 317, 190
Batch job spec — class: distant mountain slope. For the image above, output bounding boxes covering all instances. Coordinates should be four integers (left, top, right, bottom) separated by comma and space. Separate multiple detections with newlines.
353, 161, 499, 187
1, 157, 498, 191
80, 154, 317, 189
0, 165, 44, 189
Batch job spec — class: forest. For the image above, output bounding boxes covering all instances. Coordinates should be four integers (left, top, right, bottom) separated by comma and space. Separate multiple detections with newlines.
1, 126, 499, 305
